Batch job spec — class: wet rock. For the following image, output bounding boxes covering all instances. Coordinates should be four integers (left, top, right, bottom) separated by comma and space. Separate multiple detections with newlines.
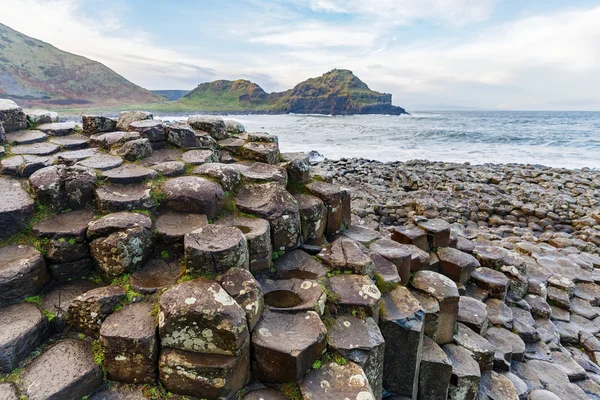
251, 310, 327, 382
0, 302, 48, 373
130, 259, 182, 294
443, 343, 481, 400
155, 211, 208, 245
162, 176, 225, 219
188, 116, 227, 140
37, 121, 77, 136
328, 274, 381, 319
0, 177, 34, 240
82, 115, 117, 135
23, 339, 102, 399
217, 215, 272, 274
159, 279, 248, 355
294, 193, 327, 243
95, 183, 155, 212
327, 315, 385, 399
193, 163, 241, 192
300, 361, 375, 400
5, 129, 48, 145
42, 279, 100, 331
412, 270, 460, 344
100, 302, 158, 383
241, 141, 280, 164
370, 238, 412, 284
77, 154, 124, 170
89, 213, 153, 278
29, 164, 97, 210
379, 286, 424, 398
318, 237, 374, 276
236, 182, 301, 251
67, 285, 126, 335
219, 267, 264, 330
453, 323, 494, 370
114, 138, 153, 161
159, 342, 250, 399
0, 245, 48, 306
185, 224, 249, 275
457, 296, 488, 336
0, 99, 28, 132
116, 111, 153, 131
419, 335, 453, 400
478, 370, 518, 400
273, 249, 329, 280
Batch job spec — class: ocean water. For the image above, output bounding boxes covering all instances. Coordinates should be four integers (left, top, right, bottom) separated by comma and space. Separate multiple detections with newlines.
156, 111, 600, 169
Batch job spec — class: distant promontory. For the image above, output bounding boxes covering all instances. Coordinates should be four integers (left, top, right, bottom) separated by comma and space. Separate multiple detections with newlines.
179, 69, 408, 115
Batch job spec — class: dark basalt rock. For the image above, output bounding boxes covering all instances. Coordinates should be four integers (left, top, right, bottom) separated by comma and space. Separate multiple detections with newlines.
442, 343, 481, 400
241, 142, 280, 164
273, 249, 329, 280
328, 274, 381, 320
379, 286, 424, 399
453, 323, 494, 370
216, 215, 272, 274
436, 246, 480, 285
188, 116, 227, 140
318, 237, 374, 276
100, 302, 158, 383
299, 362, 375, 400
0, 245, 48, 306
185, 224, 249, 275
67, 285, 126, 335
251, 310, 327, 383
82, 115, 117, 135
0, 100, 27, 132
37, 121, 77, 136
33, 209, 95, 241
155, 211, 208, 244
114, 138, 153, 161
219, 267, 264, 330
149, 161, 185, 177
128, 119, 165, 142
457, 296, 488, 336
370, 238, 411, 284
294, 193, 327, 243
49, 134, 90, 150
5, 129, 48, 145
42, 279, 100, 332
0, 302, 48, 373
101, 164, 157, 184
193, 162, 242, 192
11, 142, 60, 156
77, 154, 123, 170
116, 111, 153, 131
1, 154, 55, 177
95, 183, 156, 212
307, 180, 348, 235
29, 164, 97, 210
181, 149, 219, 165
0, 177, 34, 240
241, 162, 288, 186
22, 339, 103, 400
259, 277, 325, 315
242, 388, 287, 400
162, 176, 225, 219
90, 131, 141, 149
419, 335, 453, 400
130, 259, 183, 294
159, 279, 249, 356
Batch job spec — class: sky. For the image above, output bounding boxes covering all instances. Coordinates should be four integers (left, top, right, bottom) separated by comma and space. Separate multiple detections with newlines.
1, 0, 600, 111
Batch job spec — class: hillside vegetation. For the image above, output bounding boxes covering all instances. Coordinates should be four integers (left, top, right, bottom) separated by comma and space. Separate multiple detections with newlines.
0, 23, 161, 107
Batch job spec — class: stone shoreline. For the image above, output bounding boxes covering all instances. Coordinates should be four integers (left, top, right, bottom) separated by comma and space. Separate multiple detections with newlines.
1, 98, 600, 399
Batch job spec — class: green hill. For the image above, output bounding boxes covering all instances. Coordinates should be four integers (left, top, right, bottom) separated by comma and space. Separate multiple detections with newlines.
181, 69, 407, 115
0, 23, 161, 107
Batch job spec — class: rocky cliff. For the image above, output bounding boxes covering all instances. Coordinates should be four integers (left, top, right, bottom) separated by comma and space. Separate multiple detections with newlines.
0, 23, 162, 107
181, 69, 408, 115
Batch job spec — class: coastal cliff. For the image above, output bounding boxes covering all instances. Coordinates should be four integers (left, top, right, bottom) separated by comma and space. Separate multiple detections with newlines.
181, 69, 408, 115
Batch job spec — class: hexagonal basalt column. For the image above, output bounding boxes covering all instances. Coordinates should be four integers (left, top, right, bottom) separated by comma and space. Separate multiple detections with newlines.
307, 181, 348, 235
327, 274, 381, 321
300, 362, 375, 400
216, 215, 272, 274
412, 270, 460, 345
0, 245, 48, 306
0, 177, 34, 240
294, 194, 327, 244
379, 286, 424, 399
318, 237, 374, 276
100, 302, 158, 384
67, 285, 126, 336
436, 247, 480, 285
219, 267, 264, 331
159, 280, 249, 356
252, 310, 327, 383
370, 238, 412, 285
162, 176, 225, 220
416, 218, 451, 248
236, 182, 301, 252
419, 335, 453, 400
185, 224, 250, 275
159, 343, 250, 399
327, 315, 385, 399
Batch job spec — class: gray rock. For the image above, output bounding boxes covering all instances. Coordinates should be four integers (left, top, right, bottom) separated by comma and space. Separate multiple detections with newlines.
5, 129, 48, 145
299, 362, 375, 400
49, 134, 90, 150
318, 237, 374, 276
82, 115, 117, 135
22, 339, 103, 400
162, 176, 225, 219
185, 224, 249, 275
29, 164, 97, 210
443, 343, 481, 400
116, 110, 153, 131
67, 285, 126, 335
77, 154, 124, 170
95, 183, 155, 212
37, 121, 77, 136
0, 177, 34, 240
216, 215, 272, 274
25, 109, 58, 125
0, 99, 27, 132
188, 116, 227, 140
219, 267, 264, 331
114, 138, 153, 161
155, 211, 208, 244
181, 149, 219, 165
130, 259, 182, 294
0, 303, 48, 372
128, 119, 165, 142
193, 162, 242, 192
41, 280, 100, 332
0, 383, 18, 400
419, 335, 453, 400
0, 245, 48, 306
101, 164, 157, 184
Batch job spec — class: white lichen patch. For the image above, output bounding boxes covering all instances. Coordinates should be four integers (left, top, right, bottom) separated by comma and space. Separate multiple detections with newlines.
185, 297, 197, 305
320, 380, 331, 389
349, 374, 366, 387
356, 391, 375, 400
208, 286, 235, 306
259, 328, 272, 337
301, 280, 313, 290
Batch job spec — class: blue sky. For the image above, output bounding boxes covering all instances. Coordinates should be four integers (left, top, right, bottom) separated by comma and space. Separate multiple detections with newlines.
2, 0, 600, 110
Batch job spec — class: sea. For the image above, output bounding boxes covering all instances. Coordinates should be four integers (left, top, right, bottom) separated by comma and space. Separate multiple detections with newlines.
150, 111, 600, 169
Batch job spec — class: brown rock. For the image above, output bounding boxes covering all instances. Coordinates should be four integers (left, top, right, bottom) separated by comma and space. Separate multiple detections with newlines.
184, 224, 249, 275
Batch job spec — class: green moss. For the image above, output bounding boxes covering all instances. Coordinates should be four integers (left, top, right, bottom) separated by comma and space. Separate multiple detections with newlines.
0, 368, 24, 385
312, 359, 323, 370
78, 333, 86, 340
350, 307, 368, 319
280, 382, 302, 400
149, 177, 166, 207
373, 272, 399, 295
272, 249, 285, 261
91, 339, 104, 366
131, 209, 152, 218
160, 250, 169, 259
111, 273, 144, 305
0, 203, 54, 253
25, 295, 41, 304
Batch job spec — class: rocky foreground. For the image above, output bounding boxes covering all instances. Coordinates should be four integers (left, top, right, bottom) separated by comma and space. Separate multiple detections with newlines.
1, 98, 600, 399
